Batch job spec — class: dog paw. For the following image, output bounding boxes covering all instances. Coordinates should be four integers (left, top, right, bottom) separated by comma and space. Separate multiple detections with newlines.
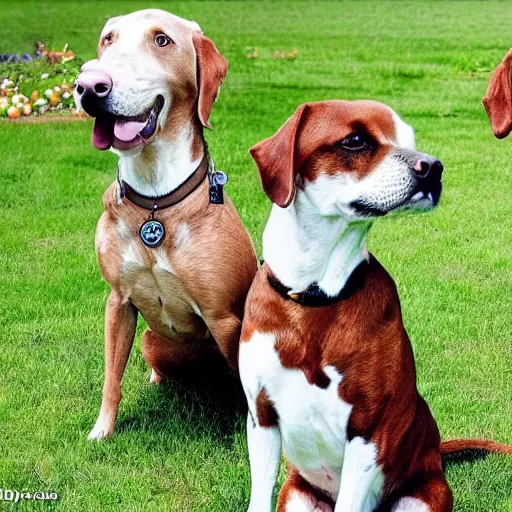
149, 368, 163, 385
87, 422, 114, 441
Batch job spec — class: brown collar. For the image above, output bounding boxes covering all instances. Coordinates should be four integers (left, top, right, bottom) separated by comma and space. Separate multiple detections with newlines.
118, 156, 208, 211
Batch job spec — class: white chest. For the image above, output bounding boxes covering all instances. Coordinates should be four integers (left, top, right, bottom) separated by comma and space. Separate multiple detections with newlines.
240, 332, 353, 499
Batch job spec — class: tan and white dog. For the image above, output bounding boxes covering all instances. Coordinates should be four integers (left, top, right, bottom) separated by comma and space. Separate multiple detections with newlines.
240, 100, 511, 511
74, 9, 258, 440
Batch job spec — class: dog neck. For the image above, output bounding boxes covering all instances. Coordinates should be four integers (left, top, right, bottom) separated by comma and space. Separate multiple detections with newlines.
263, 190, 372, 297
115, 117, 204, 198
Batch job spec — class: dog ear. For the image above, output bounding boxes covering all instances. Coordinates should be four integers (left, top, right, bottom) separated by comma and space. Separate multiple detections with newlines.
250, 104, 309, 208
193, 32, 229, 130
483, 49, 512, 139
98, 16, 123, 54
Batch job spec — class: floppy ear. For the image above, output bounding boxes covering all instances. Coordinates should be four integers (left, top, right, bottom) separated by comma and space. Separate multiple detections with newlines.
192, 32, 229, 129
98, 16, 123, 53
483, 49, 512, 139
250, 104, 309, 208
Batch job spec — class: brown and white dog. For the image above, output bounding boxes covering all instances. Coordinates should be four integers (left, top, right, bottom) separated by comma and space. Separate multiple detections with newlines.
74, 9, 258, 440
483, 48, 512, 138
240, 100, 511, 511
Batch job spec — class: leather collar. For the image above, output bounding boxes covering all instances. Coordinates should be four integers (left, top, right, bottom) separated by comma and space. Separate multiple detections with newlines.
118, 156, 208, 211
267, 260, 368, 307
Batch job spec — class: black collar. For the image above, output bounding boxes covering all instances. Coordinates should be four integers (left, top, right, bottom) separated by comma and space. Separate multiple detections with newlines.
267, 260, 368, 307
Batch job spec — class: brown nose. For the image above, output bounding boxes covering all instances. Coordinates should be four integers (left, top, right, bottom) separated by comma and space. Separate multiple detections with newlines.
413, 156, 443, 178
75, 69, 112, 98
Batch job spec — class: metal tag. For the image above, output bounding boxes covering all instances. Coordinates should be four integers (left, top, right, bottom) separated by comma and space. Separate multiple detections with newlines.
139, 219, 165, 248
209, 171, 228, 205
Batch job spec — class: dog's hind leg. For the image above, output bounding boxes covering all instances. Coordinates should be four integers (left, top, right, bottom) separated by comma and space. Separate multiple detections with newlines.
141, 329, 228, 383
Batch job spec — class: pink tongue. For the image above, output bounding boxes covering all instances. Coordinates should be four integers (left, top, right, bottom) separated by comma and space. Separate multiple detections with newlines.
114, 119, 146, 142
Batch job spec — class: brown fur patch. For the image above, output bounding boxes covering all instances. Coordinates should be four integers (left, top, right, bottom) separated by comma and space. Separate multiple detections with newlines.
256, 388, 278, 428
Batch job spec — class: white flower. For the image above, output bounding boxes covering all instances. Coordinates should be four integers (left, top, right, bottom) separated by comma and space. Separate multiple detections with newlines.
54, 86, 61, 92
34, 98, 47, 106
41, 73, 50, 80
44, 89, 53, 98
62, 92, 71, 99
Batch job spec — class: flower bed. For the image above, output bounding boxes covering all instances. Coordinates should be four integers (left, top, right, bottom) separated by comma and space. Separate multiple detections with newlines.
0, 52, 84, 120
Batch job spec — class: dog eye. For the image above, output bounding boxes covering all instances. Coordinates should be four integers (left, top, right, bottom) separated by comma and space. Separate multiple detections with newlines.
340, 133, 370, 151
154, 33, 172, 47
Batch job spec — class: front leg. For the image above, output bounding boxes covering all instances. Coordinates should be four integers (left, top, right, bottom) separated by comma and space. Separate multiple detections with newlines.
88, 291, 137, 440
240, 332, 282, 511
335, 437, 381, 512
247, 411, 281, 512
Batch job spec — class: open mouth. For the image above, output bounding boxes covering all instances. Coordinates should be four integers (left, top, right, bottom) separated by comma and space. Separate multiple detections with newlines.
92, 95, 164, 151
408, 186, 442, 209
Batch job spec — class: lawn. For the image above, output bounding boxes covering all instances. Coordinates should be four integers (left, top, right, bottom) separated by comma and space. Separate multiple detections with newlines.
0, 1, 511, 510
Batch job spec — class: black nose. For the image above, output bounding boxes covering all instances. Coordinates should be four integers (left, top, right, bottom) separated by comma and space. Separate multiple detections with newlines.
413, 156, 443, 178
78, 90, 107, 117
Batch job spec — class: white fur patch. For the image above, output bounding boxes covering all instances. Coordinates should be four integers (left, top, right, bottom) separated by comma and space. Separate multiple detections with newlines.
149, 368, 162, 385
262, 189, 369, 296
95, 220, 109, 255
88, 409, 114, 440
122, 242, 142, 267
117, 218, 131, 240
174, 222, 190, 248
117, 133, 202, 197
153, 248, 175, 274
190, 300, 203, 319
285, 491, 320, 511
240, 332, 355, 501
336, 437, 383, 511
392, 497, 430, 512
392, 112, 416, 151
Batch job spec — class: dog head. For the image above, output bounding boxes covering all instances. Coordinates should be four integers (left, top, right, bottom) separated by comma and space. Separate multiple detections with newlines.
74, 9, 228, 151
483, 49, 512, 139
250, 100, 443, 218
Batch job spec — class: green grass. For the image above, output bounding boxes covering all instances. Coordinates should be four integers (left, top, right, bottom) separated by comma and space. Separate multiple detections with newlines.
1, 1, 511, 510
